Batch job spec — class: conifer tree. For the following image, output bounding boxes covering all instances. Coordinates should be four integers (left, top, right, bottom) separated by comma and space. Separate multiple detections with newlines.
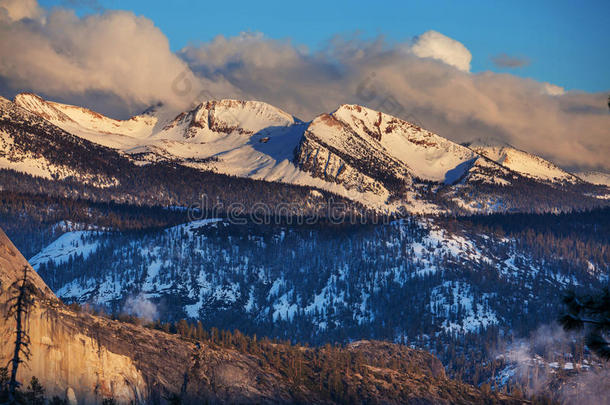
24, 376, 45, 405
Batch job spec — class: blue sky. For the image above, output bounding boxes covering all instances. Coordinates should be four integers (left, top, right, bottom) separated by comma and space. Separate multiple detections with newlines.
40, 0, 610, 92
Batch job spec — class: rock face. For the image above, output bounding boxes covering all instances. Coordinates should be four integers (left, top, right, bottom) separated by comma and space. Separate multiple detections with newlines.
4, 311, 147, 403
295, 113, 404, 197
0, 227, 524, 404
0, 228, 146, 403
0, 227, 53, 298
294, 104, 485, 199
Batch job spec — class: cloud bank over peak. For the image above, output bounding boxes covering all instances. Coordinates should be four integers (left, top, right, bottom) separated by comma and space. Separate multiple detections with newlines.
0, 0, 608, 171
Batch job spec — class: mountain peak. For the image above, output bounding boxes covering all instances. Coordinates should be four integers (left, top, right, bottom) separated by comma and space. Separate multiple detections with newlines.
160, 99, 298, 141
311, 103, 478, 183
198, 99, 298, 125
14, 92, 75, 123
14, 92, 158, 145
14, 92, 44, 102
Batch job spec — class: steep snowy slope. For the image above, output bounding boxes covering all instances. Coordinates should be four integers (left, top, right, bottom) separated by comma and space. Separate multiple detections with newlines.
146, 100, 306, 174
14, 93, 157, 149
293, 104, 545, 212
576, 170, 610, 186
468, 143, 580, 183
332, 104, 478, 183
0, 96, 128, 186
296, 105, 481, 191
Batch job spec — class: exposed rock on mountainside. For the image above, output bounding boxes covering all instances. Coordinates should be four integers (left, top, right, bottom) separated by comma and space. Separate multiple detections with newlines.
0, 227, 146, 403
295, 111, 413, 198
160, 99, 297, 138
0, 227, 523, 404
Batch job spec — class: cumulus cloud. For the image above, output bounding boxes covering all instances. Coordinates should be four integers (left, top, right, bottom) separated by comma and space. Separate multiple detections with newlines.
491, 53, 530, 68
0, 1, 232, 116
411, 30, 472, 72
0, 1, 608, 171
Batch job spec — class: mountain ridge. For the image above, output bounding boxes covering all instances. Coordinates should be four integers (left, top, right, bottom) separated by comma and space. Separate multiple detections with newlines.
467, 142, 580, 184
5, 92, 610, 214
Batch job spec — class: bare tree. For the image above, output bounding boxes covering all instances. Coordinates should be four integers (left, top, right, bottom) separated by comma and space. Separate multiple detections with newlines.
4, 265, 37, 403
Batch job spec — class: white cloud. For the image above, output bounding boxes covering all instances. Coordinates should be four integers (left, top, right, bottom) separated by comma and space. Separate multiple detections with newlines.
181, 33, 610, 171
0, 2, 232, 116
411, 30, 472, 72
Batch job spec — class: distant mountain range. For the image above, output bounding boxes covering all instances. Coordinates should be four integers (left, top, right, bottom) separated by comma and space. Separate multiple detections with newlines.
1, 92, 608, 215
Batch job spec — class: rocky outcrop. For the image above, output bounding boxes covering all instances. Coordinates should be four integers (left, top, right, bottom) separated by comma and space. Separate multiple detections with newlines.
0, 228, 53, 298
161, 99, 296, 139
295, 112, 414, 199
295, 130, 390, 195
1, 307, 147, 403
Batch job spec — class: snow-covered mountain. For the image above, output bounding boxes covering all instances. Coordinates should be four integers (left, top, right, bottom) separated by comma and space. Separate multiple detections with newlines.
6, 92, 610, 214
0, 95, 126, 186
14, 93, 158, 148
20, 218, 573, 336
295, 105, 480, 202
466, 142, 580, 184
